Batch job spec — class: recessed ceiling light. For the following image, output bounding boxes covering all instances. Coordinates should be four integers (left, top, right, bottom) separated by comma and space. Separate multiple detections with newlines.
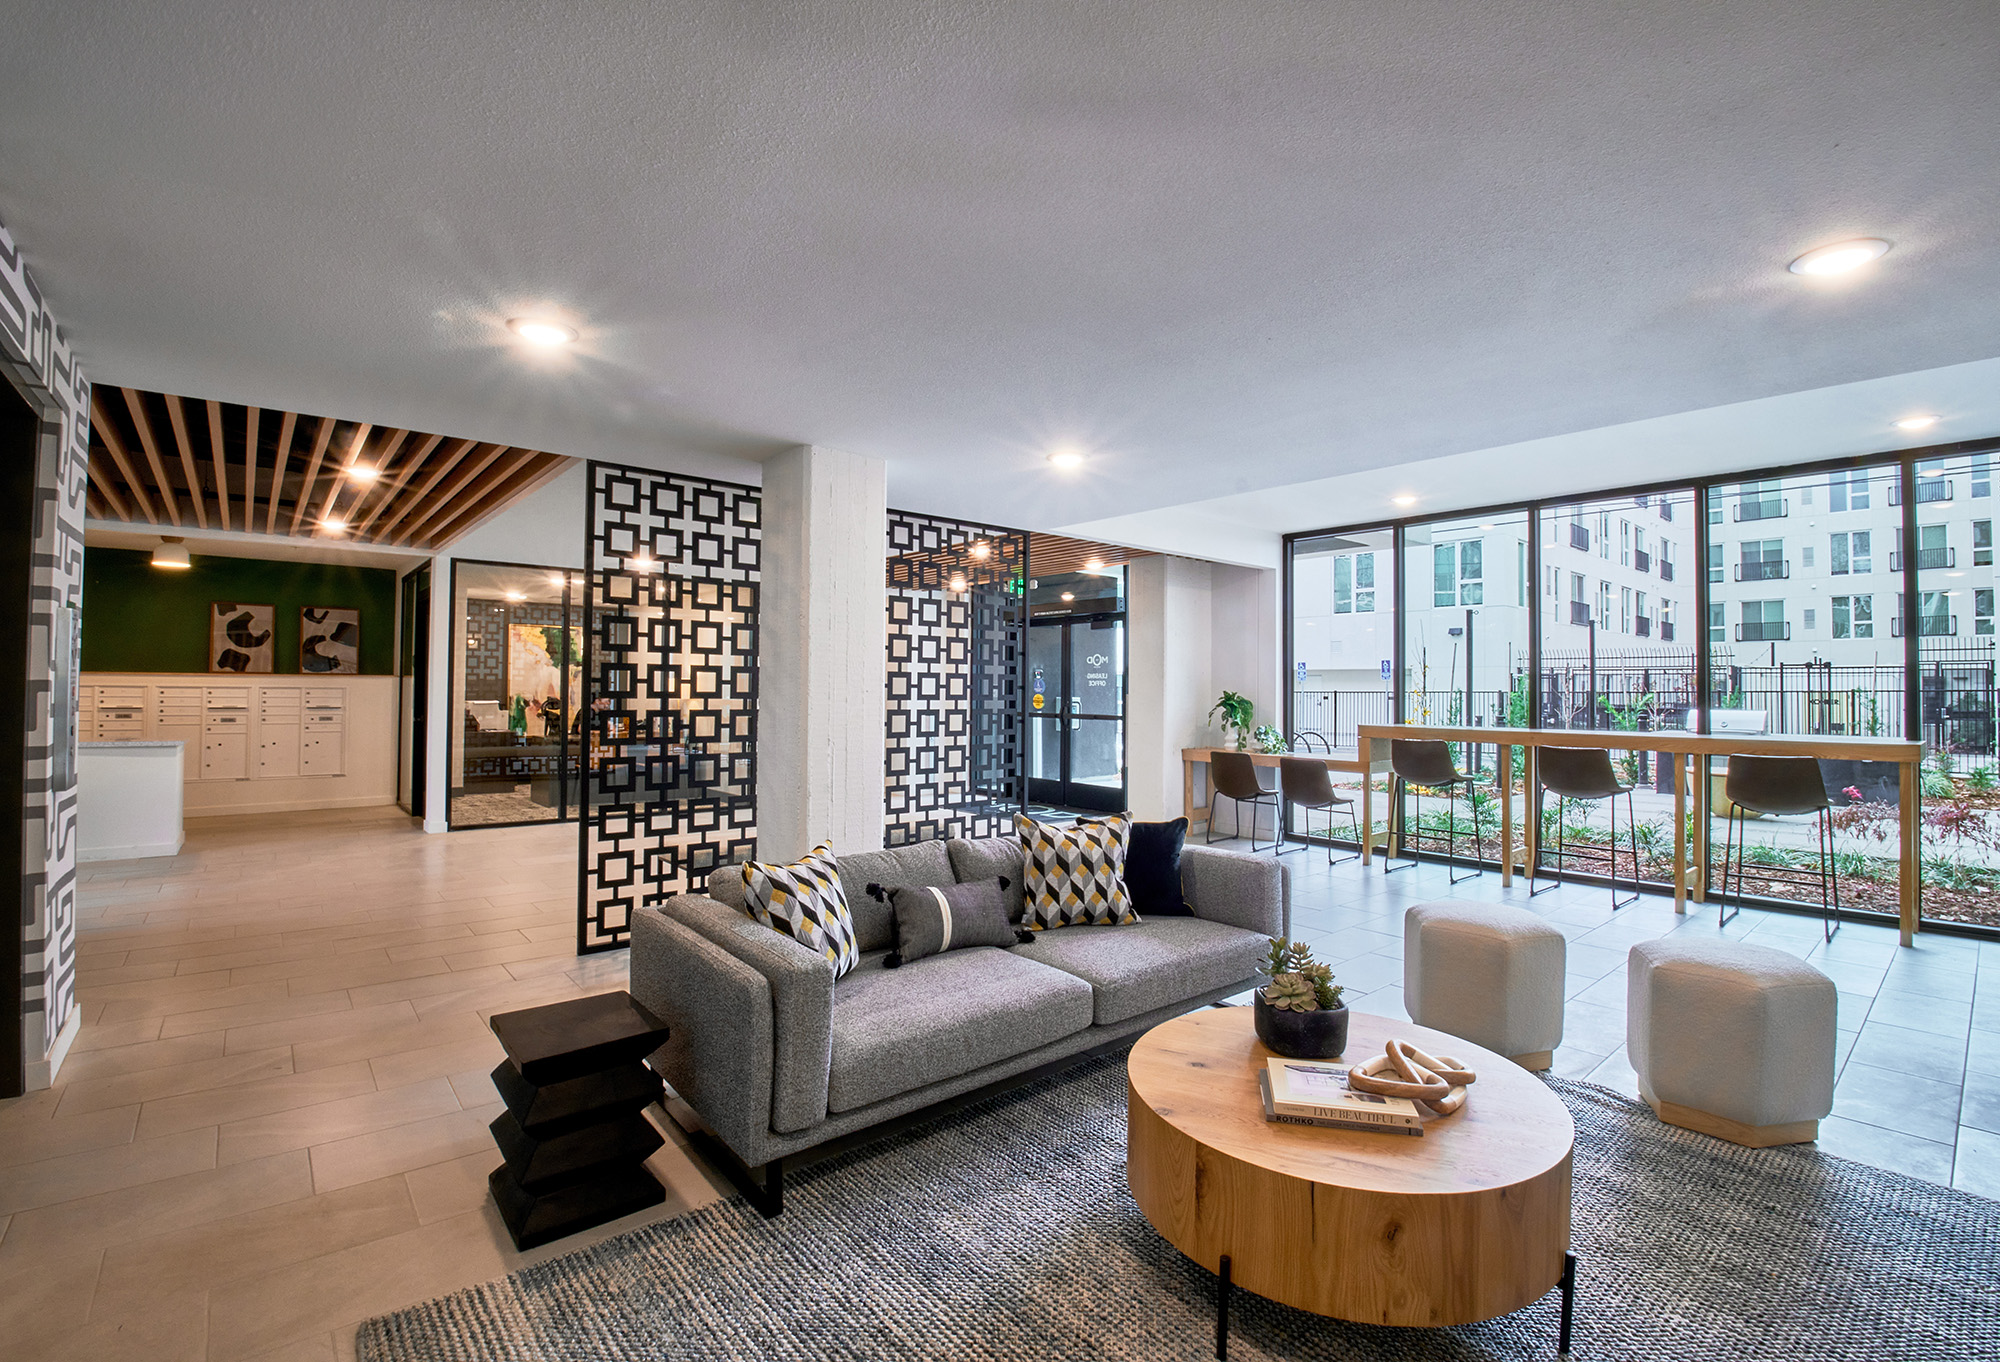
346, 465, 380, 483
151, 536, 190, 570
948, 575, 968, 592
1895, 414, 1939, 431
1392, 494, 1418, 508
1060, 592, 1075, 602
970, 541, 991, 560
320, 517, 348, 533
504, 590, 526, 602
507, 317, 578, 347
1046, 447, 1086, 471
1083, 557, 1106, 572
548, 575, 567, 587
1787, 238, 1891, 276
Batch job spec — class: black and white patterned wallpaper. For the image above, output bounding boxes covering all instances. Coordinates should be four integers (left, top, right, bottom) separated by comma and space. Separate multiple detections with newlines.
884, 512, 1027, 846
580, 462, 760, 952
0, 216, 88, 1087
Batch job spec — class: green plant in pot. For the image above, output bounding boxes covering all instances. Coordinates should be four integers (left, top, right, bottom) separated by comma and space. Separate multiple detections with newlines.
1209, 691, 1255, 750
1251, 723, 1287, 755
1253, 937, 1349, 1058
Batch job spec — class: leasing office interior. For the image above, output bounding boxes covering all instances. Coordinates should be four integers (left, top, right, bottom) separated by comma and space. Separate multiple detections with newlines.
3, 5, 2000, 1359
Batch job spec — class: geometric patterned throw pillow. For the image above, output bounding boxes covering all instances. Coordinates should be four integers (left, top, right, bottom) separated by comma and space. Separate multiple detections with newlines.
741, 842, 861, 978
1014, 813, 1138, 932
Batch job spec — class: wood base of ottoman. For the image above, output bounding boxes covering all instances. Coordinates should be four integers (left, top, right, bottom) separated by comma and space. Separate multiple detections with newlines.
1510, 1050, 1554, 1072
1647, 1095, 1819, 1148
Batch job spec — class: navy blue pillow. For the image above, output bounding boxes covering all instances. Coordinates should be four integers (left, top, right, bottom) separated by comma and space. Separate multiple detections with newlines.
1078, 815, 1190, 916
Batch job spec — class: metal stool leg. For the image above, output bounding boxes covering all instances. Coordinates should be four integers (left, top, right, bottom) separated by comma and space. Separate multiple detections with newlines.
1610, 790, 1639, 911
1719, 804, 1741, 929
1558, 1251, 1577, 1356
1215, 1254, 1232, 1361
1820, 807, 1841, 941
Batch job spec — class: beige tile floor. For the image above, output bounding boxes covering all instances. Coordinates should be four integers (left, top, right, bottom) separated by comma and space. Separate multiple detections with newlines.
0, 808, 728, 1362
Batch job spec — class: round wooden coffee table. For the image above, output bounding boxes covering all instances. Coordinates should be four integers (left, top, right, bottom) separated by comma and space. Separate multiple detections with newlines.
1128, 1008, 1574, 1353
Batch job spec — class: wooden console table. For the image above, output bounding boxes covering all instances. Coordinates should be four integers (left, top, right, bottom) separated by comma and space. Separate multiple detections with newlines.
1357, 724, 1925, 944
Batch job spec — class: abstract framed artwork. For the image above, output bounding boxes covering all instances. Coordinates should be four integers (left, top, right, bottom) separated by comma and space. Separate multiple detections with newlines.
210, 602, 276, 673
302, 606, 361, 674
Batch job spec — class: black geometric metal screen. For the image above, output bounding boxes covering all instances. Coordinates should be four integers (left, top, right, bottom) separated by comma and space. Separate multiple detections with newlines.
884, 511, 1028, 847
578, 461, 760, 952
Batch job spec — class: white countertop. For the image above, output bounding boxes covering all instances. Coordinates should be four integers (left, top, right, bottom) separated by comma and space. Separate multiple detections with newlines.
81, 741, 186, 750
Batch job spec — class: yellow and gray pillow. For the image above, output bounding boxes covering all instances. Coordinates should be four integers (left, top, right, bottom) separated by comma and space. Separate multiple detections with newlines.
1015, 813, 1139, 931
741, 842, 861, 978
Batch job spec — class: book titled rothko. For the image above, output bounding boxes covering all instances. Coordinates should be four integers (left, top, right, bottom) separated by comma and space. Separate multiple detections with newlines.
1258, 1058, 1423, 1135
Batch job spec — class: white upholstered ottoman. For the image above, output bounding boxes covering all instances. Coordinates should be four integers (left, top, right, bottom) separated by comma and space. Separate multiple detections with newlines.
1627, 938, 1836, 1148
1403, 901, 1566, 1070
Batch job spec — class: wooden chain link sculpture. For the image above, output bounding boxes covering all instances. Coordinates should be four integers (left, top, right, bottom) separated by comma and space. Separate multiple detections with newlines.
1347, 1038, 1479, 1116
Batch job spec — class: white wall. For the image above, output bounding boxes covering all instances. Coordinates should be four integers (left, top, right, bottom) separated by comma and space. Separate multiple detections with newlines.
1211, 563, 1282, 736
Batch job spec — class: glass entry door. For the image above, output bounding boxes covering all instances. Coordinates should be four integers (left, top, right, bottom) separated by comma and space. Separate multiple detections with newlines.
1027, 616, 1126, 812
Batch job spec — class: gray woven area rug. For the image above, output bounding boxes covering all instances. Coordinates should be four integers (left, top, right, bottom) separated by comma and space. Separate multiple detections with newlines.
359, 1052, 1998, 1361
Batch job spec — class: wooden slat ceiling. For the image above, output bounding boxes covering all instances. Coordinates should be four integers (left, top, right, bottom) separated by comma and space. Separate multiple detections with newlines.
85, 385, 574, 549
1027, 533, 1152, 578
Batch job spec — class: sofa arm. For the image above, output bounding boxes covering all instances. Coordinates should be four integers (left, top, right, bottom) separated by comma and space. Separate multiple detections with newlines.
1181, 845, 1289, 940
630, 909, 778, 1162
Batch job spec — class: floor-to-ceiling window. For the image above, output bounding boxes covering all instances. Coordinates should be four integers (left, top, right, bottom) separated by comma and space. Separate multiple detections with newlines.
449, 560, 581, 829
1288, 528, 1396, 847
1280, 444, 2000, 934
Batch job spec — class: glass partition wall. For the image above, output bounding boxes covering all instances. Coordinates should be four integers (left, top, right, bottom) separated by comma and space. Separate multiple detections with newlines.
449, 560, 582, 829
1283, 443, 2000, 934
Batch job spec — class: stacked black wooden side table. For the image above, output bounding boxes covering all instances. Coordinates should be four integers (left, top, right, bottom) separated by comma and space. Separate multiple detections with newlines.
487, 990, 671, 1250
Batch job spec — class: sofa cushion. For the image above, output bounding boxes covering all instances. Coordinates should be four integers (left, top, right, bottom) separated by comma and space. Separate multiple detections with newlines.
826, 949, 1093, 1113
1077, 816, 1191, 916
868, 878, 1027, 966
946, 836, 1027, 922
1011, 917, 1267, 1025
835, 841, 956, 952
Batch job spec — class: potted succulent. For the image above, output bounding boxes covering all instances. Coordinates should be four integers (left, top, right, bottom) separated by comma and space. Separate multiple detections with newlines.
1253, 937, 1349, 1058
1209, 690, 1255, 750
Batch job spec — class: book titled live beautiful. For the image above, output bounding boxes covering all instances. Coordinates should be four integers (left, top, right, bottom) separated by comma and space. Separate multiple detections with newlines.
1259, 1058, 1424, 1136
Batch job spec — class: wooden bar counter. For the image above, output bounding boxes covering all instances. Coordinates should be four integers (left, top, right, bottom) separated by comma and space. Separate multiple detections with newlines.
1355, 723, 1925, 945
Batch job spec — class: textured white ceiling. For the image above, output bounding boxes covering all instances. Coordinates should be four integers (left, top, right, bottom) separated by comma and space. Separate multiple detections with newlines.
3, 2, 1997, 530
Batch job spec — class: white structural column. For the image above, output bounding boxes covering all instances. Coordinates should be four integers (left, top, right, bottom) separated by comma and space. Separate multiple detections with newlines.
1126, 555, 1216, 821
757, 444, 888, 860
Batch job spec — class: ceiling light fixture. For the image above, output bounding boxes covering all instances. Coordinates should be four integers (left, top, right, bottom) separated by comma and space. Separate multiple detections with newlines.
1060, 592, 1075, 602
1787, 238, 1891, 276
507, 318, 578, 347
1046, 447, 1086, 471
1392, 494, 1418, 508
1895, 414, 1940, 431
970, 541, 991, 560
1083, 557, 1106, 572
948, 574, 968, 593
346, 465, 380, 483
151, 536, 190, 570
504, 590, 526, 602
320, 517, 349, 533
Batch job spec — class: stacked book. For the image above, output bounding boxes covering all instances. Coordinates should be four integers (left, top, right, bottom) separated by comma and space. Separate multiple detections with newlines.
1258, 1057, 1424, 1136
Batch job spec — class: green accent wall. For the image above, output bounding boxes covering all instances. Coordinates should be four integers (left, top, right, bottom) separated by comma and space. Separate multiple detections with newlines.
83, 548, 398, 675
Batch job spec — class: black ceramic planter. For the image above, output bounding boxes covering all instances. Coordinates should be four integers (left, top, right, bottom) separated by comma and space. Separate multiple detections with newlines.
1253, 993, 1350, 1059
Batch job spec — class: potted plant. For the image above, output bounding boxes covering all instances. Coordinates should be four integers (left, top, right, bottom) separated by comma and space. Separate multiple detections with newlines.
1209, 690, 1255, 750
1252, 723, 1286, 754
1253, 937, 1349, 1058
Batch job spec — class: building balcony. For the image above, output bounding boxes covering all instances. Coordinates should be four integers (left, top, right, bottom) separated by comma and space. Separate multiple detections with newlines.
1633, 549, 1651, 574
1734, 499, 1787, 522
1568, 601, 1592, 626
1569, 524, 1590, 551
1635, 617, 1652, 637
1892, 616, 1958, 637
1889, 548, 1956, 571
1889, 480, 1953, 505
1658, 558, 1675, 581
1659, 621, 1676, 641
1734, 560, 1790, 582
1736, 621, 1791, 642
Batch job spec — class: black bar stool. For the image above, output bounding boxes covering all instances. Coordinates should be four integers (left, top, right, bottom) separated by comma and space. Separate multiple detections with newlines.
1530, 745, 1638, 910
1207, 750, 1281, 851
1278, 756, 1360, 864
1385, 739, 1485, 884
1719, 755, 1840, 940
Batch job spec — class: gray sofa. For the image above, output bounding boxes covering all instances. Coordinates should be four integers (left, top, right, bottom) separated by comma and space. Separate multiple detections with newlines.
630, 834, 1290, 1213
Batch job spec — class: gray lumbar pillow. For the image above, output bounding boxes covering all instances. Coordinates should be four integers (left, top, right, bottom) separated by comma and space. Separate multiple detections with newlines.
866, 878, 1030, 967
